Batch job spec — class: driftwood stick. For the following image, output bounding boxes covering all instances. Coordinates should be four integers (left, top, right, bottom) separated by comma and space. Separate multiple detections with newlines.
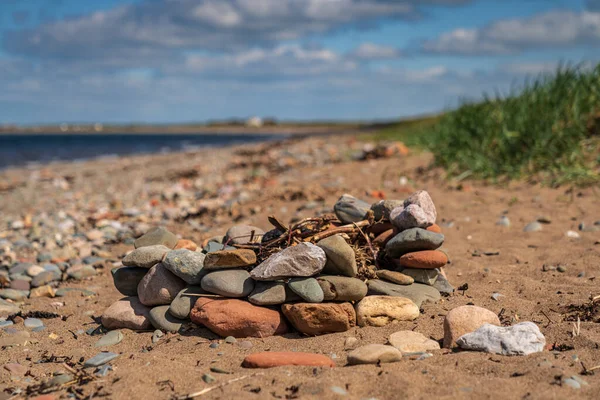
173, 373, 263, 400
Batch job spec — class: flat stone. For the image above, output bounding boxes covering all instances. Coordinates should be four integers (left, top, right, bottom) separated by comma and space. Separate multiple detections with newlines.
334, 194, 371, 224
122, 245, 170, 268
31, 270, 61, 287
134, 227, 178, 249
367, 280, 441, 307
399, 251, 448, 269
204, 249, 257, 270
433, 273, 454, 295
355, 296, 420, 327
281, 302, 356, 335
248, 281, 299, 306
242, 352, 335, 368
443, 305, 501, 348
94, 330, 123, 347
316, 276, 367, 301
201, 270, 254, 297
137, 263, 186, 306
191, 298, 288, 338
250, 243, 326, 281
385, 228, 444, 258
101, 297, 152, 331
162, 249, 206, 284
111, 267, 147, 297
346, 344, 402, 365
67, 265, 97, 280
225, 225, 265, 245
174, 239, 197, 251
391, 204, 434, 231
376, 270, 414, 285
0, 289, 29, 301
83, 352, 119, 368
389, 331, 440, 353
148, 305, 184, 332
400, 268, 439, 285
317, 235, 357, 277
24, 318, 44, 329
371, 199, 404, 221
457, 322, 546, 355
169, 286, 208, 319
26, 265, 45, 277
287, 277, 324, 303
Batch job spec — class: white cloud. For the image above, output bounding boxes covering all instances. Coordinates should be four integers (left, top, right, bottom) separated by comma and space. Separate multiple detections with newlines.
423, 10, 600, 55
350, 42, 401, 60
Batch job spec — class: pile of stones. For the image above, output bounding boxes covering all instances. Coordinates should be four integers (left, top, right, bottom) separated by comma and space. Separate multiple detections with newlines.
102, 190, 453, 339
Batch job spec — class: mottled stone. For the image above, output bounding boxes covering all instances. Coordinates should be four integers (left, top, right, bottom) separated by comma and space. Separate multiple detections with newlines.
122, 245, 170, 268
162, 249, 206, 284
385, 228, 444, 258
334, 194, 371, 224
137, 264, 186, 306
456, 322, 545, 356
317, 235, 357, 277
376, 270, 414, 285
403, 190, 437, 223
287, 277, 324, 303
191, 298, 288, 338
389, 330, 440, 353
101, 297, 152, 331
367, 280, 441, 307
243, 352, 335, 368
347, 344, 402, 365
371, 199, 404, 221
201, 270, 255, 298
316, 276, 367, 302
443, 305, 501, 348
225, 225, 265, 245
355, 296, 420, 327
111, 267, 147, 297
204, 249, 257, 270
281, 302, 356, 335
250, 243, 326, 281
391, 204, 433, 231
134, 227, 178, 249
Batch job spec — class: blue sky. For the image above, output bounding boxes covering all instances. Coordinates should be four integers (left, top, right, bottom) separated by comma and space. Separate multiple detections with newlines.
0, 0, 598, 125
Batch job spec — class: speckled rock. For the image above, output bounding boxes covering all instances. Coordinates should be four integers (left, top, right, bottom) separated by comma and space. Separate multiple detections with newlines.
317, 235, 357, 277
162, 249, 206, 284
281, 302, 356, 335
371, 199, 404, 221
355, 296, 420, 327
456, 322, 545, 355
204, 249, 257, 270
390, 204, 434, 231
443, 305, 501, 348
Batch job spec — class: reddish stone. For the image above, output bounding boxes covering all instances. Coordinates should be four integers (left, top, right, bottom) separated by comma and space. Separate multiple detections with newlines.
366, 222, 394, 236
399, 250, 448, 269
443, 305, 500, 348
373, 229, 397, 247
191, 298, 288, 338
426, 224, 442, 234
281, 303, 356, 335
31, 396, 58, 400
174, 239, 197, 251
242, 352, 335, 368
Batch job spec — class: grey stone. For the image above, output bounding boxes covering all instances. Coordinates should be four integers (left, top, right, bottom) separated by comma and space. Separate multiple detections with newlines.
224, 225, 265, 245
288, 277, 324, 303
111, 267, 147, 297
456, 322, 546, 356
390, 204, 434, 231
137, 264, 186, 306
385, 228, 444, 258
400, 268, 439, 285
224, 336, 237, 344
203, 373, 216, 383
95, 330, 123, 347
9, 262, 32, 275
562, 378, 581, 389
83, 352, 119, 368
334, 194, 370, 224
316, 276, 367, 302
0, 289, 29, 301
55, 288, 96, 297
250, 242, 326, 281
67, 265, 97, 280
122, 245, 170, 268
134, 227, 178, 249
367, 280, 441, 307
169, 286, 207, 319
203, 242, 236, 254
317, 235, 357, 277
0, 299, 19, 317
162, 249, 206, 284
148, 305, 184, 332
31, 270, 61, 287
24, 318, 44, 329
433, 273, 454, 295
346, 344, 402, 365
371, 199, 404, 221
523, 221, 543, 232
496, 216, 510, 227
201, 270, 254, 297
248, 281, 300, 305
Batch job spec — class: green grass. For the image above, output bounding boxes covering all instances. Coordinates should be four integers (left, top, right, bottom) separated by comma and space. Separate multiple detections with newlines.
376, 63, 600, 186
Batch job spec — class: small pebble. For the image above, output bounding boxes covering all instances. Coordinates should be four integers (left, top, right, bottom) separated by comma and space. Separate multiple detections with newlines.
24, 318, 44, 330
209, 343, 219, 349
83, 352, 119, 368
562, 378, 580, 389
238, 341, 253, 349
202, 373, 216, 383
557, 265, 567, 273
330, 386, 348, 395
95, 330, 123, 347
152, 330, 164, 344
95, 365, 112, 377
491, 293, 503, 301
224, 336, 237, 344
566, 230, 580, 239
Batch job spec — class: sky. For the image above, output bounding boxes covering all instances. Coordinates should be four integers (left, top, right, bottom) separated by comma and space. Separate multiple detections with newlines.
0, 0, 598, 125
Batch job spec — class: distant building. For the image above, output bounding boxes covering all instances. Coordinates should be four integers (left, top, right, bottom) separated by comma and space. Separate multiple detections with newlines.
245, 116, 263, 128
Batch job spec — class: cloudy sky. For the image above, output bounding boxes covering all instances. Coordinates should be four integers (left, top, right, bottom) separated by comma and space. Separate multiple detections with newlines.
0, 0, 598, 125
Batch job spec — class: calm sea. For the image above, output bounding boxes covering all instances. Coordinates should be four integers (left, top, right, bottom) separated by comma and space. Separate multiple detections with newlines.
0, 133, 283, 170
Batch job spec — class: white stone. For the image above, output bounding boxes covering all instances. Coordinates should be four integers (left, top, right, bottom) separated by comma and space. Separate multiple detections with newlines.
250, 243, 326, 281
456, 322, 545, 356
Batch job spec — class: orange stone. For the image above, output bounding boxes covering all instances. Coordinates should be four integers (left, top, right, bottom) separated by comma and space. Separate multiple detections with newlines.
242, 352, 335, 368
366, 222, 394, 236
399, 250, 448, 269
191, 298, 288, 338
426, 224, 442, 234
174, 239, 197, 251
373, 229, 397, 247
